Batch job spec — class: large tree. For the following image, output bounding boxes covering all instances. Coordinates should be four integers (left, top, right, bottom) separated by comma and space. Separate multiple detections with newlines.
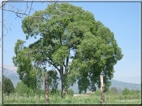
13, 3, 123, 97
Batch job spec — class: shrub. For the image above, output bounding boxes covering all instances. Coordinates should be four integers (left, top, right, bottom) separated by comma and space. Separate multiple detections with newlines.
68, 89, 74, 96
15, 82, 31, 95
49, 89, 61, 96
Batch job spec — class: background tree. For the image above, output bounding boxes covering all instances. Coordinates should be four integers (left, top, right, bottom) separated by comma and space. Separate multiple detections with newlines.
110, 87, 118, 94
13, 40, 39, 93
13, 3, 123, 98
3, 75, 14, 95
78, 75, 90, 94
122, 88, 130, 95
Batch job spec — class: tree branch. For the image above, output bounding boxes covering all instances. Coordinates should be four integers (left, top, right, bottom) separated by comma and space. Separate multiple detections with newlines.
2, 8, 28, 18
28, 1, 33, 16
47, 57, 60, 72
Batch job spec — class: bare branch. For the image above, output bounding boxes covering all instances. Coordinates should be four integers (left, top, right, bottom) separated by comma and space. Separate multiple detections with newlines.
1, 0, 81, 36
28, 1, 33, 16
44, 57, 60, 72
2, 8, 28, 17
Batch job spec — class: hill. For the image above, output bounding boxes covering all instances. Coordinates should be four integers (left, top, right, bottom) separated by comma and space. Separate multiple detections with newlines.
110, 79, 140, 91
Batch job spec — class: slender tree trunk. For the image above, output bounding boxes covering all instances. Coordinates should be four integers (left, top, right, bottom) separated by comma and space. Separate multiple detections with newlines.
60, 66, 63, 98
100, 75, 105, 106
61, 76, 64, 98
45, 73, 49, 104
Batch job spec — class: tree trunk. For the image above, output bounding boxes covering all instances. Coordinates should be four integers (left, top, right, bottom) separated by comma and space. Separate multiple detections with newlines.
60, 59, 69, 98
45, 73, 49, 104
100, 75, 105, 106
61, 74, 68, 98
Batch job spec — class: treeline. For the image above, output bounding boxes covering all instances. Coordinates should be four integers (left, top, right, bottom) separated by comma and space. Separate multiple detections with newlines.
2, 75, 74, 96
3, 75, 140, 97
106, 87, 140, 96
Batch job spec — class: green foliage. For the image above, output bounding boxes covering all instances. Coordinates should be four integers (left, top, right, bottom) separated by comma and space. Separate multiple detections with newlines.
104, 81, 111, 92
15, 82, 31, 95
13, 40, 41, 92
35, 88, 44, 95
3, 75, 14, 95
47, 70, 59, 94
68, 89, 74, 96
49, 89, 74, 96
51, 89, 61, 96
122, 88, 130, 95
0, 81, 1, 91
13, 2, 123, 97
130, 89, 140, 95
78, 76, 90, 94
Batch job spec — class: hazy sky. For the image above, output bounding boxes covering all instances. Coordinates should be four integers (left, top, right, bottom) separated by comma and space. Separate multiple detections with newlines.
1, 1, 141, 84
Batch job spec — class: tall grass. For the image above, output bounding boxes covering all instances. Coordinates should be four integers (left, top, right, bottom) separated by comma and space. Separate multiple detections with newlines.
3, 92, 140, 104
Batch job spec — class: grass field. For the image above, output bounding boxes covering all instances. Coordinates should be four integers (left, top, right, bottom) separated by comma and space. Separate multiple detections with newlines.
3, 92, 141, 104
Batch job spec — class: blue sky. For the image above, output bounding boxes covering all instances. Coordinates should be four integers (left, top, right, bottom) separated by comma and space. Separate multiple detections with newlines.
1, 1, 141, 84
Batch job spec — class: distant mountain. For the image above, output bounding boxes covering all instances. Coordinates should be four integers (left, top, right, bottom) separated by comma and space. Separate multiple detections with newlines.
110, 79, 140, 91
3, 68, 20, 88
2, 67, 141, 93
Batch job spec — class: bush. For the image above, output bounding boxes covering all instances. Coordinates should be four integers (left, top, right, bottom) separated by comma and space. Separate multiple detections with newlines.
68, 89, 74, 96
49, 89, 61, 96
15, 82, 31, 95
3, 75, 14, 95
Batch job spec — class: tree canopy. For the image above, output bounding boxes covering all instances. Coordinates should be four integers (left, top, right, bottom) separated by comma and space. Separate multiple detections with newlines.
13, 3, 123, 97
